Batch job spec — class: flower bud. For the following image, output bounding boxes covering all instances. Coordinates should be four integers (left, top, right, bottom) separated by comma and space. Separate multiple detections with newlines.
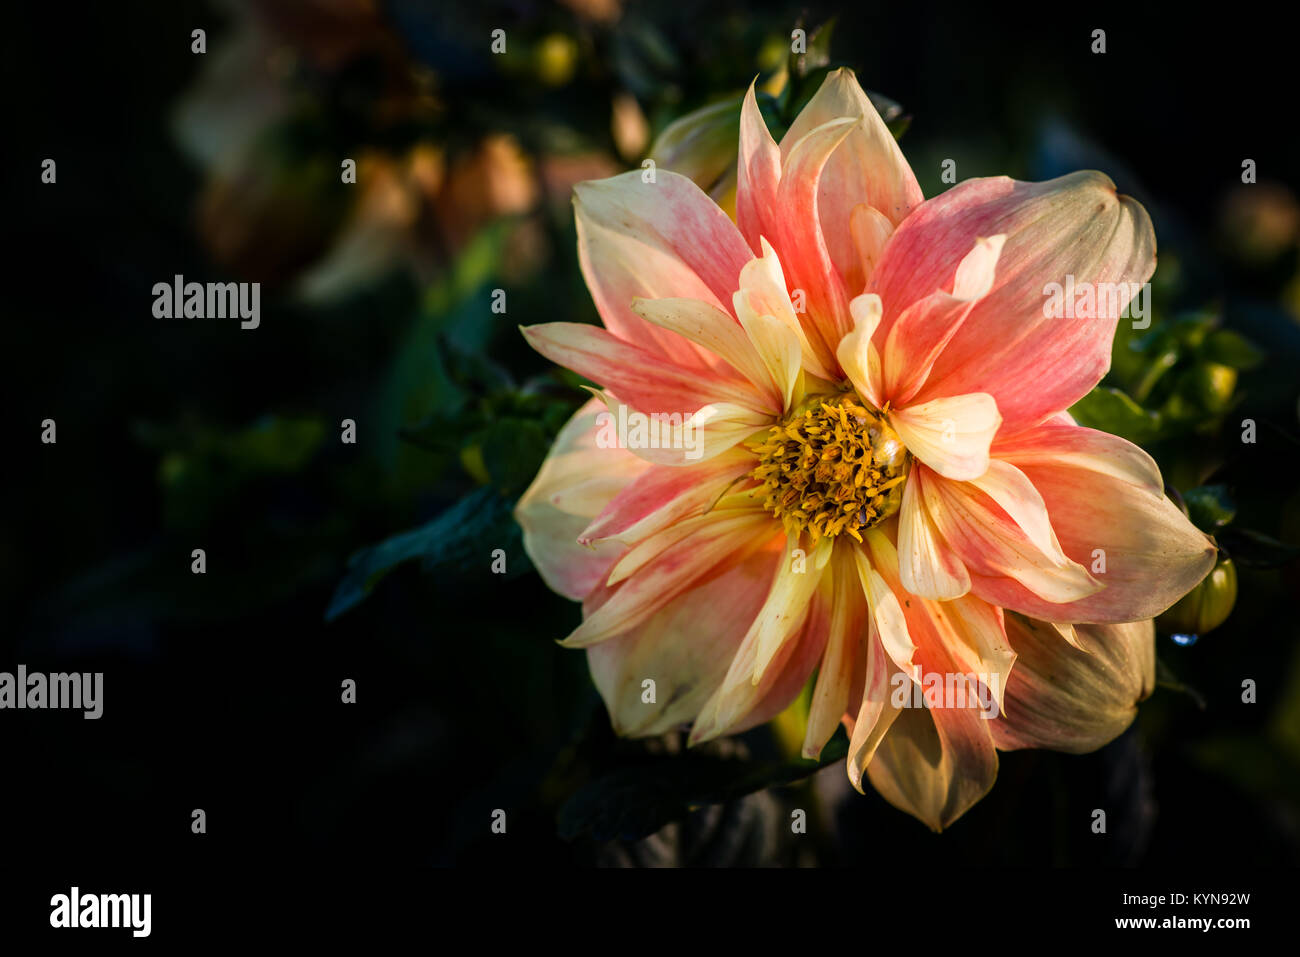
646, 96, 744, 210
1157, 556, 1237, 636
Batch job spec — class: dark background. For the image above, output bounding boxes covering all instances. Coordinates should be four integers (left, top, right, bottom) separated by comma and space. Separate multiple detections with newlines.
3, 0, 1298, 891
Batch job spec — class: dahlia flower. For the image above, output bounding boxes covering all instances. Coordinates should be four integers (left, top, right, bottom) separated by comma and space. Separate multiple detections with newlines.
516, 68, 1216, 829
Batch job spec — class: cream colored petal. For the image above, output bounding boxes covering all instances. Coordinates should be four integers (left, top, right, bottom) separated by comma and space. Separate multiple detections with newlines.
951, 234, 1007, 300
751, 536, 834, 682
864, 698, 998, 832
562, 509, 773, 648
739, 312, 803, 414
588, 545, 781, 737
890, 392, 1002, 481
688, 539, 832, 745
897, 469, 971, 601
931, 595, 1017, 714
855, 531, 919, 678
734, 237, 833, 380
922, 467, 1102, 605
991, 614, 1155, 753
631, 296, 780, 409
802, 542, 868, 758
845, 620, 904, 789
835, 293, 885, 408
587, 390, 772, 467
967, 459, 1068, 560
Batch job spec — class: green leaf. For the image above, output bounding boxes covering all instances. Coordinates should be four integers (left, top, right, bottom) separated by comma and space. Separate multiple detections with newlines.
1200, 328, 1264, 370
1068, 387, 1163, 444
558, 728, 848, 841
325, 487, 527, 621
1182, 484, 1236, 531
474, 417, 553, 496
1161, 362, 1238, 419
1129, 346, 1180, 404
376, 226, 511, 466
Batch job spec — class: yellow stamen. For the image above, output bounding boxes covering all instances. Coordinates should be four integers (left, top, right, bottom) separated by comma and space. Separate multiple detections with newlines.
748, 394, 909, 541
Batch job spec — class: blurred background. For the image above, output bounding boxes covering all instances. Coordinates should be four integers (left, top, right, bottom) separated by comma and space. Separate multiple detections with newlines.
4, 0, 1299, 869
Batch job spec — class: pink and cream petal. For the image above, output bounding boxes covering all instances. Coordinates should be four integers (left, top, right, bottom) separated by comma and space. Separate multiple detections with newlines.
771, 117, 859, 366
522, 322, 762, 416
802, 543, 868, 758
992, 420, 1162, 490
736, 83, 782, 259
515, 398, 649, 601
920, 465, 1103, 605
604, 495, 766, 586
878, 236, 1006, 405
562, 509, 774, 648
974, 423, 1217, 622
578, 446, 756, 546
870, 172, 1156, 434
734, 237, 833, 382
587, 390, 772, 467
897, 473, 971, 600
630, 296, 781, 410
779, 68, 923, 293
574, 170, 754, 369
871, 527, 1015, 719
689, 548, 831, 745
699, 615, 830, 744
967, 459, 1070, 560
587, 545, 782, 736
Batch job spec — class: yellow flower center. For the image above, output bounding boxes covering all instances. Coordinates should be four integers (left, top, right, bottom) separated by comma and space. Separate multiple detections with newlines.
750, 394, 909, 542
